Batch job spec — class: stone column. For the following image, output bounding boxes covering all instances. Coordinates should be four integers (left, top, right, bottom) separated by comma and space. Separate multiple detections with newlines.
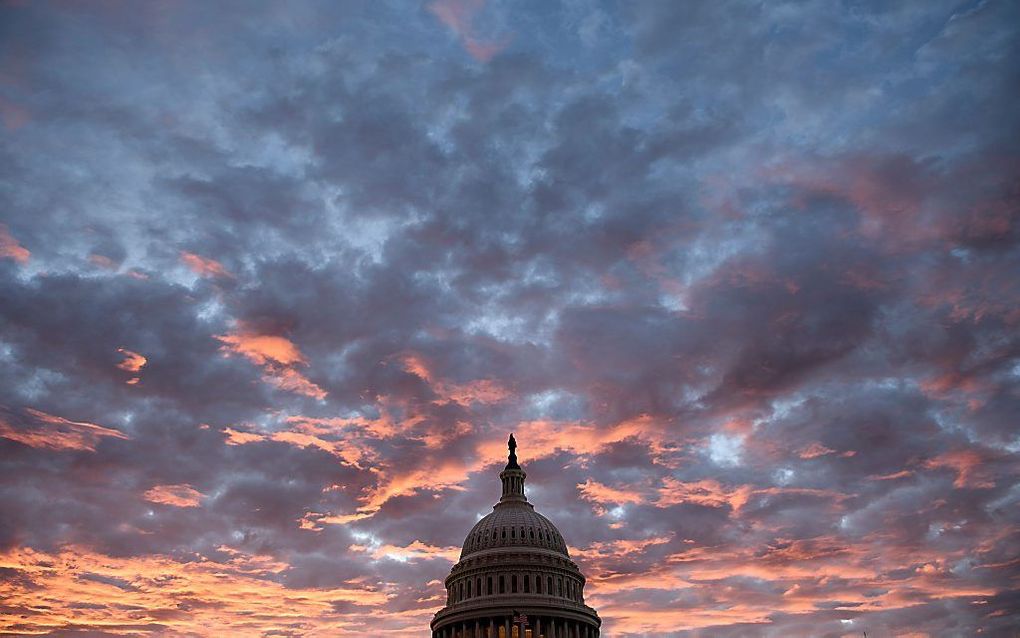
504, 617, 511, 638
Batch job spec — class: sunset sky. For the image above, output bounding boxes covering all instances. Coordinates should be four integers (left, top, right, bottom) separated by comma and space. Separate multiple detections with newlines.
1, 1, 1019, 636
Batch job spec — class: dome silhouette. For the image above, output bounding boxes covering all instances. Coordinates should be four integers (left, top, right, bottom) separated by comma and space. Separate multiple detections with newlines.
431, 434, 601, 638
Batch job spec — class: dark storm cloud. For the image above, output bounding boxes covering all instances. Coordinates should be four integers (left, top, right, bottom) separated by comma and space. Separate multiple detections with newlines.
1, 0, 1018, 635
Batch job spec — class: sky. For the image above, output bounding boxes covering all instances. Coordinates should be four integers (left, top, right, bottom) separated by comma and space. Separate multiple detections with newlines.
0, 0, 1018, 636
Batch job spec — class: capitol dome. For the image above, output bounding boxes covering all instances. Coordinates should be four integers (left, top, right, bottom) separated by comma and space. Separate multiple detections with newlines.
431, 434, 601, 638
460, 500, 569, 559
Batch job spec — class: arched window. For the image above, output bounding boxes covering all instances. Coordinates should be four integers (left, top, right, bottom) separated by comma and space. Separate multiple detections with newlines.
530, 529, 535, 540
458, 582, 463, 601
511, 575, 517, 593
467, 580, 472, 598
547, 576, 553, 595
487, 576, 493, 595
524, 574, 531, 593
558, 577, 563, 597
502, 528, 506, 540
536, 575, 542, 594
499, 575, 505, 594
476, 578, 481, 597
511, 527, 516, 539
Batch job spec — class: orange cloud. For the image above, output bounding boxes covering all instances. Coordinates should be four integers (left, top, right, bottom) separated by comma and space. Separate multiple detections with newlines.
577, 479, 646, 508
571, 535, 673, 561
0, 408, 127, 452
223, 418, 375, 469
576, 527, 1005, 635
798, 441, 837, 459
0, 545, 394, 636
476, 415, 671, 466
445, 378, 511, 405
217, 326, 326, 400
656, 477, 848, 514
116, 348, 147, 386
88, 253, 118, 269
401, 354, 511, 406
217, 331, 305, 367
223, 426, 266, 445
0, 224, 29, 263
656, 477, 751, 510
143, 483, 205, 508
400, 354, 501, 404
923, 449, 995, 489
300, 510, 376, 530
180, 250, 233, 279
869, 469, 914, 481
267, 366, 327, 400
428, 0, 510, 62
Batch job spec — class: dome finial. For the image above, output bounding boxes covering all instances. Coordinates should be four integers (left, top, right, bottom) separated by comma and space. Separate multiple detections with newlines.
506, 432, 520, 469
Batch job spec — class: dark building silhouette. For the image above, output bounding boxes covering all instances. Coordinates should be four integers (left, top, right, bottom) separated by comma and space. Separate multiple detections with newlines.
431, 435, 601, 638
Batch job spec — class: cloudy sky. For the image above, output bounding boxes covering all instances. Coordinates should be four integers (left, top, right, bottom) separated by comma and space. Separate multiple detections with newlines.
1, 1, 1018, 636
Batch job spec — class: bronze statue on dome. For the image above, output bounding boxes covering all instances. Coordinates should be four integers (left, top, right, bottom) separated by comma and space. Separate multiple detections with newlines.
507, 433, 519, 468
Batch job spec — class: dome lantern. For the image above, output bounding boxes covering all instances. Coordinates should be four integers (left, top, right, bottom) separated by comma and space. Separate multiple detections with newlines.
499, 433, 527, 503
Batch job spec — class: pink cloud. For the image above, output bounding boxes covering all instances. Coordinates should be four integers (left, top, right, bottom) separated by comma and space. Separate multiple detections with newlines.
577, 478, 646, 509
0, 408, 127, 452
798, 441, 837, 459
216, 325, 326, 400
88, 253, 118, 269
116, 348, 147, 385
180, 250, 233, 279
428, 0, 510, 62
923, 449, 996, 489
400, 353, 511, 406
0, 545, 390, 635
0, 224, 29, 263
143, 483, 205, 508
